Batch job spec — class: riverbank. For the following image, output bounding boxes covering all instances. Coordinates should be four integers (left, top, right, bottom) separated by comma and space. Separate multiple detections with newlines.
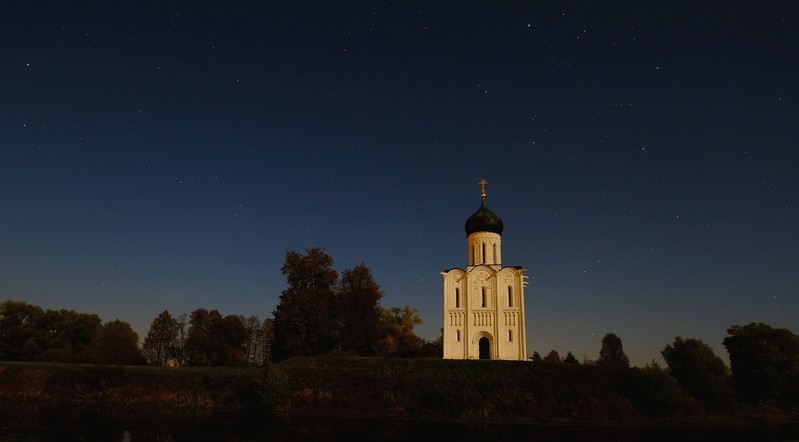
1, 357, 797, 427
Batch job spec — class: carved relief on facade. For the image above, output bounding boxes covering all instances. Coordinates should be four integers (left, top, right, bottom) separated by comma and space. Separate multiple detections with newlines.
449, 311, 464, 327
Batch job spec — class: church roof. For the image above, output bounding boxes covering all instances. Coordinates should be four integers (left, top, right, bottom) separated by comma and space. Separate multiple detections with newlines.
464, 197, 504, 236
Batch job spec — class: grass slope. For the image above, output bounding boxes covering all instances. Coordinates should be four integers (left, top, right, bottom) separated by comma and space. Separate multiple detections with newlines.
0, 357, 796, 426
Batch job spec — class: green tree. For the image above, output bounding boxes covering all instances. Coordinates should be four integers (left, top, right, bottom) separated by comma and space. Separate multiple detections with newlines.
90, 319, 142, 365
598, 332, 630, 368
40, 308, 102, 362
335, 264, 384, 355
661, 337, 732, 403
563, 351, 579, 364
723, 323, 799, 402
185, 308, 221, 366
621, 360, 687, 416
0, 300, 46, 361
271, 247, 338, 361
142, 310, 178, 366
543, 350, 561, 362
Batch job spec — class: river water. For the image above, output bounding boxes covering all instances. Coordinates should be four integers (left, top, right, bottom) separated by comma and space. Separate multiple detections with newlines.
1, 406, 798, 441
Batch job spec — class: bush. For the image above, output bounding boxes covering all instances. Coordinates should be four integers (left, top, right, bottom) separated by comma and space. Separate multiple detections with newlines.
619, 361, 687, 417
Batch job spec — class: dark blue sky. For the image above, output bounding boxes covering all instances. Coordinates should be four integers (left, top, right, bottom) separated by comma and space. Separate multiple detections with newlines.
2, 1, 797, 365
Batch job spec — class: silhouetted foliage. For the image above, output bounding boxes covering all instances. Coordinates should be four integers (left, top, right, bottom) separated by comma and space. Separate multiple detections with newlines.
42, 308, 103, 362
723, 322, 799, 403
378, 306, 424, 357
662, 336, 733, 403
242, 314, 271, 365
335, 264, 384, 355
543, 350, 561, 362
261, 317, 274, 364
0, 300, 46, 361
0, 300, 139, 364
90, 319, 143, 365
271, 247, 338, 361
416, 335, 443, 358
184, 309, 248, 366
620, 360, 687, 416
529, 351, 542, 362
268, 248, 430, 361
142, 310, 178, 366
563, 351, 579, 364
598, 332, 630, 368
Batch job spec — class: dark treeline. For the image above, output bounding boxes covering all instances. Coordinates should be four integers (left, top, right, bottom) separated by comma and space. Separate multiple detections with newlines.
529, 328, 799, 407
2, 246, 797, 408
140, 247, 441, 367
1, 246, 440, 367
0, 300, 141, 365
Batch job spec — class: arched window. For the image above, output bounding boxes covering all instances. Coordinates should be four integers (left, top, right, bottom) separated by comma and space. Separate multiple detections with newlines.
481, 243, 486, 263
455, 288, 460, 308
507, 286, 513, 307
493, 243, 497, 263
508, 330, 513, 341
481, 287, 486, 307
456, 330, 461, 341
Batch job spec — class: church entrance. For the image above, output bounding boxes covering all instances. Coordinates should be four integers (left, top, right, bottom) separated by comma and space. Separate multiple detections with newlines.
478, 337, 490, 359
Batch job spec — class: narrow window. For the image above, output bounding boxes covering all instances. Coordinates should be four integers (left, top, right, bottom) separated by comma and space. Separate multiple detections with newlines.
481, 243, 486, 263
455, 288, 460, 308
481, 287, 486, 307
456, 330, 461, 341
507, 286, 513, 307
508, 330, 513, 341
493, 243, 497, 263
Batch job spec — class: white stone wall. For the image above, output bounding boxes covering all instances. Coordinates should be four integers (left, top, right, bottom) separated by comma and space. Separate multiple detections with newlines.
442, 239, 528, 360
466, 231, 502, 267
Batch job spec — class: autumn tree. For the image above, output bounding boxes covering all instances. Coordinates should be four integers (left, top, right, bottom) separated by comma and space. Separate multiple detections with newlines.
661, 337, 732, 403
261, 317, 274, 364
219, 314, 249, 365
142, 310, 178, 366
378, 306, 423, 357
173, 313, 188, 365
598, 332, 630, 368
335, 264, 383, 355
723, 323, 799, 403
90, 319, 142, 365
271, 247, 338, 361
185, 309, 249, 366
184, 308, 222, 366
242, 315, 265, 365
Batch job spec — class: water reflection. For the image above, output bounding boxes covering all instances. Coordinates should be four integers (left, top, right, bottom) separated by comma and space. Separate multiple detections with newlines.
1, 405, 798, 441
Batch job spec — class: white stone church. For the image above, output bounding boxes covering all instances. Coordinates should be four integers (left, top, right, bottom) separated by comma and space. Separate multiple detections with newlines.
441, 179, 528, 360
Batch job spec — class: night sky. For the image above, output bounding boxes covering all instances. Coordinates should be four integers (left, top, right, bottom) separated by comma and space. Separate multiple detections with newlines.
2, 2, 797, 366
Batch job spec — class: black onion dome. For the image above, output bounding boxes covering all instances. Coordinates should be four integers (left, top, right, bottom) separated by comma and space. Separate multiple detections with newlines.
464, 199, 504, 236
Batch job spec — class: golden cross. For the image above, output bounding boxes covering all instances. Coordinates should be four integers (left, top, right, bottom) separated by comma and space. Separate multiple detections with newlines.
479, 178, 488, 198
